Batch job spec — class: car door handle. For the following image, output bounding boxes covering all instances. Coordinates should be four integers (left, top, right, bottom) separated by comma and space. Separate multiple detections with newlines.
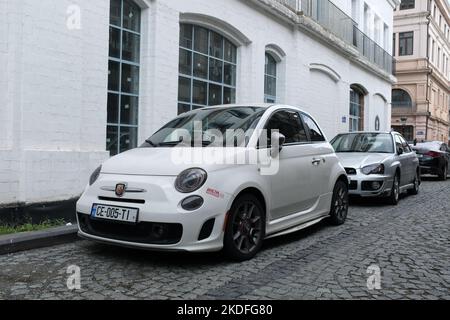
312, 158, 322, 166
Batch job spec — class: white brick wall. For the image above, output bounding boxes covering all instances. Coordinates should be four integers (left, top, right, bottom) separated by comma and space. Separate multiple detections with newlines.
0, 0, 396, 206
0, 0, 109, 205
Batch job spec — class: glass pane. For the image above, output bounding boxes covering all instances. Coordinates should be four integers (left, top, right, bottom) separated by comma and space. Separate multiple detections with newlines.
265, 54, 277, 77
223, 87, 236, 104
180, 24, 193, 49
121, 63, 139, 94
120, 126, 138, 153
178, 103, 191, 115
179, 49, 192, 75
178, 77, 191, 103
122, 31, 140, 63
224, 63, 236, 86
194, 26, 208, 54
122, 0, 141, 32
224, 39, 237, 63
193, 53, 208, 79
109, 27, 121, 58
108, 61, 120, 91
107, 93, 119, 124
209, 31, 223, 59
120, 95, 139, 125
208, 84, 222, 106
265, 76, 276, 97
107, 125, 119, 156
209, 58, 223, 83
110, 0, 121, 27
192, 80, 207, 105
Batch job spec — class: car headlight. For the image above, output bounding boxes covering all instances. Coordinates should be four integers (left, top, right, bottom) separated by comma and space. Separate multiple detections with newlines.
89, 165, 102, 186
361, 164, 385, 175
175, 168, 207, 193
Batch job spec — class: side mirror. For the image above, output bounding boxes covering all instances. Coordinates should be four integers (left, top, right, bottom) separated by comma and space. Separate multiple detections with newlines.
271, 132, 286, 158
398, 147, 404, 155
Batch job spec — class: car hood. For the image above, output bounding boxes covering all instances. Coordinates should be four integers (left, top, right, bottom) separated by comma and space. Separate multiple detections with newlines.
101, 147, 249, 176
336, 153, 393, 169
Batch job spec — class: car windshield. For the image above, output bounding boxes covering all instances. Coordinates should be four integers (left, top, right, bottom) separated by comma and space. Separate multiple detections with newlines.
142, 107, 265, 148
331, 133, 394, 154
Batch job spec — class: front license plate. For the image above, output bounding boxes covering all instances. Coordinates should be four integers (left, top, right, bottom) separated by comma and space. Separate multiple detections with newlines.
91, 204, 139, 223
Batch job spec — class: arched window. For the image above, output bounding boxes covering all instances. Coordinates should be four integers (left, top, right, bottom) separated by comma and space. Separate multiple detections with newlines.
107, 0, 141, 156
392, 89, 412, 108
264, 53, 277, 103
178, 24, 237, 114
349, 85, 365, 132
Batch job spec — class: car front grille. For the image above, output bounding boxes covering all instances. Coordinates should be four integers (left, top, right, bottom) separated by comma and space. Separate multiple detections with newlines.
77, 213, 183, 245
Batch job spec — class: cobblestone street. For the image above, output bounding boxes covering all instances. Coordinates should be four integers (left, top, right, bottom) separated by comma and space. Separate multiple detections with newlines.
0, 179, 449, 300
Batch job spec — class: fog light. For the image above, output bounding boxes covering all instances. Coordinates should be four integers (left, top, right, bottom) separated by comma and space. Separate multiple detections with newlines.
181, 196, 204, 211
372, 182, 381, 190
152, 224, 167, 238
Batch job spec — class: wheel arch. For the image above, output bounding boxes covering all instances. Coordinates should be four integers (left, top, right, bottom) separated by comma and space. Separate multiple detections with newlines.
335, 174, 349, 187
233, 187, 267, 218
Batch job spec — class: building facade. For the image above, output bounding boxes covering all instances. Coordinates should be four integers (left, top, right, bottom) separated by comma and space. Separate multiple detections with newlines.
0, 0, 398, 211
392, 0, 450, 143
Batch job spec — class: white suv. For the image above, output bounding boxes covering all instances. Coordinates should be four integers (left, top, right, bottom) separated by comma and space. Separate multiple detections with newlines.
77, 104, 348, 261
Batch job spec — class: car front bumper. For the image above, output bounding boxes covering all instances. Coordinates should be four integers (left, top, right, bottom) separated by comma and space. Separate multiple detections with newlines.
76, 173, 232, 253
347, 172, 394, 198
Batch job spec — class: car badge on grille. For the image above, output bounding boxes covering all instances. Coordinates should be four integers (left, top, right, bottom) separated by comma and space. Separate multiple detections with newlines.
115, 183, 127, 197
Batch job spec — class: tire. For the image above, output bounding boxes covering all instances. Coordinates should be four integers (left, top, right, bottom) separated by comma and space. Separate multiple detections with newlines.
387, 173, 400, 205
408, 170, 420, 195
438, 164, 448, 181
223, 194, 265, 261
329, 180, 349, 226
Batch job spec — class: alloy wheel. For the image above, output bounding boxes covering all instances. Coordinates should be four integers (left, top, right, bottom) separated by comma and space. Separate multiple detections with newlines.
232, 201, 263, 255
334, 184, 349, 221
393, 176, 399, 202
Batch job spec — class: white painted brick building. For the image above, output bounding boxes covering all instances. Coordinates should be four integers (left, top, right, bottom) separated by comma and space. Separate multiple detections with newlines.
0, 0, 399, 211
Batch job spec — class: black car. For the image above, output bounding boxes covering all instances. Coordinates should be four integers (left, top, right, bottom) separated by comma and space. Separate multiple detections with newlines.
411, 141, 450, 180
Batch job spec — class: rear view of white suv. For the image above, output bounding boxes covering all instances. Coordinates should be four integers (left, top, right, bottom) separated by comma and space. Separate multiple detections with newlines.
77, 104, 349, 261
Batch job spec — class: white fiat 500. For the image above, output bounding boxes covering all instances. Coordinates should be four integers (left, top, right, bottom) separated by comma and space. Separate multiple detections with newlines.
77, 104, 349, 261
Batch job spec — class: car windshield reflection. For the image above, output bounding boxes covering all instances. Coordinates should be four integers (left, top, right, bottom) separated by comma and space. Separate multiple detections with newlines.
331, 133, 394, 154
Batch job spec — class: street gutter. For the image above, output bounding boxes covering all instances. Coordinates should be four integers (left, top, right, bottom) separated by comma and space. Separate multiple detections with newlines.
0, 225, 79, 255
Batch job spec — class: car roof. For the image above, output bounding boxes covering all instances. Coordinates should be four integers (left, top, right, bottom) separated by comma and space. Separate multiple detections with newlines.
335, 131, 395, 135
184, 104, 318, 118
196, 103, 275, 110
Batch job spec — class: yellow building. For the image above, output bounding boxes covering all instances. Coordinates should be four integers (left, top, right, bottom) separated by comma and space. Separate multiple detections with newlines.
392, 0, 450, 143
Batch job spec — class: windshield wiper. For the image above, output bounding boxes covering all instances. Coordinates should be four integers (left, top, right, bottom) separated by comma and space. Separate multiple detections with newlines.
144, 139, 157, 147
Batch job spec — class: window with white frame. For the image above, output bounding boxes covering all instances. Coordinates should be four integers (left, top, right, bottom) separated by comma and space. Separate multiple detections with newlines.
107, 0, 141, 156
178, 24, 237, 115
264, 53, 277, 103
349, 88, 364, 132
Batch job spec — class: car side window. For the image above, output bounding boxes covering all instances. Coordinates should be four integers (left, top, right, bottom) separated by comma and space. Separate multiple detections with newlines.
265, 110, 308, 145
394, 135, 403, 154
301, 114, 326, 142
399, 136, 412, 153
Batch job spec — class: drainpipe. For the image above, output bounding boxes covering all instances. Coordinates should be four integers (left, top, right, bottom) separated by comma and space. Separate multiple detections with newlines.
425, 0, 432, 141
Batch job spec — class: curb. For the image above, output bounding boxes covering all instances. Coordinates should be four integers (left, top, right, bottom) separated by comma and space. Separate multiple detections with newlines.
0, 225, 80, 256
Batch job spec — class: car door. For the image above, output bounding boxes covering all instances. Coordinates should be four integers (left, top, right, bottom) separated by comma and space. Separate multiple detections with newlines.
396, 134, 416, 185
261, 109, 315, 221
300, 113, 335, 199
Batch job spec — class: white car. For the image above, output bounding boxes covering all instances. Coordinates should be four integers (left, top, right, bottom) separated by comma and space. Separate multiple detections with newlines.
77, 104, 349, 261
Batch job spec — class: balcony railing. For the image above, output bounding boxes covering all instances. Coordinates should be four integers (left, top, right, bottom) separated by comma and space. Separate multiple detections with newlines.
274, 0, 394, 75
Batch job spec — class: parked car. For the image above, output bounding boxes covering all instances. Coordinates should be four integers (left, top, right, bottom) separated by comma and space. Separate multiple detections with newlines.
411, 141, 450, 180
77, 104, 349, 261
330, 132, 420, 205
